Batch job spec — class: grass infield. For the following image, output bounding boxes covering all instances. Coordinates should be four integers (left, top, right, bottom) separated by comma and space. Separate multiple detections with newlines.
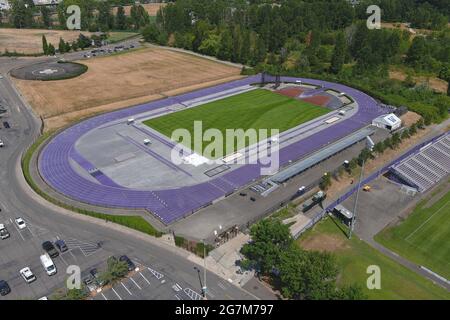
144, 89, 330, 158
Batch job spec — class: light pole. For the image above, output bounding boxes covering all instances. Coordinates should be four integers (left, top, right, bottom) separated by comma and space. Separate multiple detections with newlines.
202, 239, 207, 299
349, 136, 374, 239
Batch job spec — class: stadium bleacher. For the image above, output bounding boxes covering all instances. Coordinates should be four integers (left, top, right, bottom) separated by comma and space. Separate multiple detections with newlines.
391, 134, 450, 192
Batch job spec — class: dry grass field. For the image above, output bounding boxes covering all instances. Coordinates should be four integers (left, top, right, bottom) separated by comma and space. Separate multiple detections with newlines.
13, 47, 242, 131
0, 29, 96, 54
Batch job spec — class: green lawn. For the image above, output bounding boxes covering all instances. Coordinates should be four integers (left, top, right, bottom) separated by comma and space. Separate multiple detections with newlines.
108, 31, 139, 43
375, 188, 450, 279
144, 89, 330, 158
297, 218, 450, 300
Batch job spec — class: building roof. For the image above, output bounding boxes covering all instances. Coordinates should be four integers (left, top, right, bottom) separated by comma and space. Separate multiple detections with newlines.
373, 113, 401, 126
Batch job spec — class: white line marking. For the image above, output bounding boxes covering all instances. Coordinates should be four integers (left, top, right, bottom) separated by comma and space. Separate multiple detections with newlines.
11, 219, 25, 241
26, 224, 36, 238
130, 277, 142, 290
217, 282, 226, 290
405, 199, 450, 241
175, 294, 181, 300
68, 250, 76, 260
139, 272, 151, 285
101, 293, 107, 300
111, 287, 122, 300
59, 254, 68, 266
121, 282, 132, 296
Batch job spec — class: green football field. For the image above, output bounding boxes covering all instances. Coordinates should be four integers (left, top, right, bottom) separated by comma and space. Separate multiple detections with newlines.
298, 217, 450, 300
375, 186, 450, 279
144, 89, 330, 158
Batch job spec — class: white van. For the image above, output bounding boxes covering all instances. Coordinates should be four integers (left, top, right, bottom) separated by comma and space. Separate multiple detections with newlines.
40, 254, 57, 276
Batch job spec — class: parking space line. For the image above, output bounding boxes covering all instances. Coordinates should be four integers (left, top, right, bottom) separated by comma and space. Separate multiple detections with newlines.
139, 272, 151, 285
111, 287, 122, 300
101, 293, 108, 300
26, 225, 36, 238
120, 282, 132, 296
130, 277, 142, 290
10, 218, 25, 241
59, 254, 69, 266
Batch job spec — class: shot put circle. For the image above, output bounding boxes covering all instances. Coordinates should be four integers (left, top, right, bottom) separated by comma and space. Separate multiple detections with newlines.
10, 61, 87, 81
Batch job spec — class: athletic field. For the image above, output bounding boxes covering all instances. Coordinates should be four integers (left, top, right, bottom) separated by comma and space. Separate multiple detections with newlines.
298, 218, 450, 299
144, 89, 330, 158
376, 186, 450, 279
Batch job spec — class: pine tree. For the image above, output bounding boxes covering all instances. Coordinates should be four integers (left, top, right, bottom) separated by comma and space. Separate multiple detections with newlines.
42, 35, 48, 55
47, 43, 55, 56
330, 32, 346, 74
116, 6, 127, 30
58, 37, 66, 54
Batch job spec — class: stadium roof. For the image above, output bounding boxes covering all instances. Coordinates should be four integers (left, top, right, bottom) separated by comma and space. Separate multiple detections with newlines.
269, 126, 376, 184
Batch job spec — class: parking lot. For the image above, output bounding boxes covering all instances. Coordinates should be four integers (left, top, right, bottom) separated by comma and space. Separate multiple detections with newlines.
90, 262, 205, 301
0, 215, 110, 300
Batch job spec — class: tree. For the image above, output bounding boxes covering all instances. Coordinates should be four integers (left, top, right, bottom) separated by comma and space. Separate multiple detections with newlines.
10, 0, 33, 28
58, 37, 66, 54
319, 172, 332, 190
42, 35, 48, 55
277, 245, 340, 300
142, 24, 162, 44
330, 32, 346, 74
115, 6, 127, 30
241, 219, 292, 275
217, 29, 233, 61
41, 5, 51, 28
47, 43, 55, 56
100, 256, 129, 284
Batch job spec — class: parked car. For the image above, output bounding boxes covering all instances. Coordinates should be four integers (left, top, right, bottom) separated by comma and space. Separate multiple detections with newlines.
0, 139, 4, 148
0, 280, 11, 295
42, 241, 59, 258
119, 255, 136, 271
83, 275, 98, 292
40, 254, 57, 276
3, 121, 10, 129
0, 224, 10, 239
15, 217, 26, 229
55, 239, 68, 252
89, 268, 106, 286
20, 267, 36, 283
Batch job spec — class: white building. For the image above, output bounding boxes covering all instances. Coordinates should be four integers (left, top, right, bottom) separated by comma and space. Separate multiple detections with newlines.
372, 113, 402, 131
33, 0, 61, 6
0, 0, 10, 11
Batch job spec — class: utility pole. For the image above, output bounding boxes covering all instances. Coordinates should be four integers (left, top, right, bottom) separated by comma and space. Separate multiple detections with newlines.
349, 136, 374, 239
202, 239, 207, 299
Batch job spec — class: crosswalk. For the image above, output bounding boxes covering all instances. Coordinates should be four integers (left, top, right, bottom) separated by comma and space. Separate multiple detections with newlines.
63, 238, 101, 257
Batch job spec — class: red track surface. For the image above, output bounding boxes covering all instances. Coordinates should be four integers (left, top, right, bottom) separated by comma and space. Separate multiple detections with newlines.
276, 87, 305, 98
301, 95, 331, 106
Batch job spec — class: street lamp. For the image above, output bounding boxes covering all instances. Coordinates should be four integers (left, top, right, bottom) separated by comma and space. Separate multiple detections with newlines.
349, 136, 374, 239
201, 239, 207, 298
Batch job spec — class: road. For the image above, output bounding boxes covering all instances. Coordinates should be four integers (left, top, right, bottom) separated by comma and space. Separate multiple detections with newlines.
0, 50, 256, 300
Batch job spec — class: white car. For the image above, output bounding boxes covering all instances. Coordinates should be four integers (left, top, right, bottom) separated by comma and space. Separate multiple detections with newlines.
0, 139, 4, 147
20, 267, 36, 283
15, 218, 26, 230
